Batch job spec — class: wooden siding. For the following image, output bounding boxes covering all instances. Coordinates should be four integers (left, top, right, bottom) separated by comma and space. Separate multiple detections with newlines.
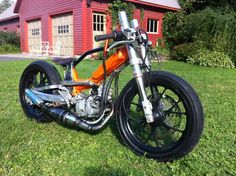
18, 0, 83, 55
0, 17, 19, 33
134, 5, 164, 46
16, 0, 170, 55
87, 0, 111, 50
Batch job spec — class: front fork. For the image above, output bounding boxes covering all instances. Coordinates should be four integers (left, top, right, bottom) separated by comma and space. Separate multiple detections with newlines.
126, 45, 154, 123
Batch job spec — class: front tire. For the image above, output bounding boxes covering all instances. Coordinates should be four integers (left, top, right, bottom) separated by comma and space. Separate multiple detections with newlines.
19, 60, 62, 123
116, 71, 204, 162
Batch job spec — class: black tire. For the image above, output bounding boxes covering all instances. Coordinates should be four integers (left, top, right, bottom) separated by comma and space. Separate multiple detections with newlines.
116, 71, 204, 162
19, 60, 62, 123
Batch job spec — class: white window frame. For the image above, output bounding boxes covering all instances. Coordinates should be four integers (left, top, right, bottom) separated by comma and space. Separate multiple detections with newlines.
32, 28, 40, 36
147, 19, 159, 34
93, 13, 105, 32
58, 25, 69, 34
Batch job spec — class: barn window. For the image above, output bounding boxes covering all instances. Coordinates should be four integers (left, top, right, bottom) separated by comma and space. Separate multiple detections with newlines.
58, 25, 69, 34
32, 28, 40, 35
93, 13, 105, 32
147, 19, 159, 34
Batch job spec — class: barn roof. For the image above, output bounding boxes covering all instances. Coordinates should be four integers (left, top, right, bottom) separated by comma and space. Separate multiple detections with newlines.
0, 3, 18, 22
126, 0, 180, 10
14, 0, 181, 13
140, 0, 180, 9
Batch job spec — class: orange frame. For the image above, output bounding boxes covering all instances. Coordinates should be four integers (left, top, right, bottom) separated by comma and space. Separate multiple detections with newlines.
71, 47, 129, 95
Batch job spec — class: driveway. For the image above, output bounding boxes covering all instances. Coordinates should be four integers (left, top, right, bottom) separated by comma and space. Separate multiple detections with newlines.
0, 54, 48, 62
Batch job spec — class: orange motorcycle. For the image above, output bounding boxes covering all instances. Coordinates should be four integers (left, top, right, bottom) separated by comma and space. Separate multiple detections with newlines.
19, 11, 204, 162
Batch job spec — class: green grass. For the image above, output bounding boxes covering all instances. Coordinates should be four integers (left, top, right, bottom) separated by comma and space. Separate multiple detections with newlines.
0, 44, 21, 54
0, 60, 235, 175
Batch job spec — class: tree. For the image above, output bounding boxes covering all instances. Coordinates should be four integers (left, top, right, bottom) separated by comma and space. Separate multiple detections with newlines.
0, 0, 13, 14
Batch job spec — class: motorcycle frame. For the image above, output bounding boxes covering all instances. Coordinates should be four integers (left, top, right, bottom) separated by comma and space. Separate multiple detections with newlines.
62, 45, 129, 99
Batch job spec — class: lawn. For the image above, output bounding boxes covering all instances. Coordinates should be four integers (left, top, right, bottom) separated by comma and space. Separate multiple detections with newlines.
0, 59, 235, 175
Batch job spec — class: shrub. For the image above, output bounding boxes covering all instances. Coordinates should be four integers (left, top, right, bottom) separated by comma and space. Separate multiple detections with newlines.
170, 43, 201, 61
156, 46, 170, 57
187, 49, 235, 68
163, 7, 236, 65
0, 31, 20, 47
163, 11, 190, 49
0, 44, 21, 53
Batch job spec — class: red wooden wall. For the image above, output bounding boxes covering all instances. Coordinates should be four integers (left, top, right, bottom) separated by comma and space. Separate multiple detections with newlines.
0, 17, 19, 33
17, 0, 83, 54
16, 0, 169, 55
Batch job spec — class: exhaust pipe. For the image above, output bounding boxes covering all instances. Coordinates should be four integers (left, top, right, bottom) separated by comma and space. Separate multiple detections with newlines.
25, 89, 109, 132
25, 89, 44, 106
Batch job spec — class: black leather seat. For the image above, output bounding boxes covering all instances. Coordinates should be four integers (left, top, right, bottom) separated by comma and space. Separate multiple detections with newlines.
52, 57, 74, 67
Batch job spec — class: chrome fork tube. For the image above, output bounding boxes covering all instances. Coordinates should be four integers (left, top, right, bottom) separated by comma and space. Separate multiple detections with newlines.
126, 45, 154, 123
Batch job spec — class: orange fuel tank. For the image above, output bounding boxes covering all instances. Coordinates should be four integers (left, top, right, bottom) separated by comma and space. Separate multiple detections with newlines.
89, 47, 129, 84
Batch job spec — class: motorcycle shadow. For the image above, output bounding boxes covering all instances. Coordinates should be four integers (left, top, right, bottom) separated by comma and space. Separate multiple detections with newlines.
55, 116, 124, 146
83, 166, 129, 176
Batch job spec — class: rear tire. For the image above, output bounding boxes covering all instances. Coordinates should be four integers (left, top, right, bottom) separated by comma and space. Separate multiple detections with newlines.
116, 71, 204, 162
19, 60, 62, 123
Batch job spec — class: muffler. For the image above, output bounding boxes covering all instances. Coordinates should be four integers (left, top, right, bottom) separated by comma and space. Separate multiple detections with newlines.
25, 89, 108, 132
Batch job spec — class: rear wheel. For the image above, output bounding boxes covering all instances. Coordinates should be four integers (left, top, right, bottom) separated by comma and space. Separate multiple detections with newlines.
19, 60, 61, 122
116, 71, 204, 162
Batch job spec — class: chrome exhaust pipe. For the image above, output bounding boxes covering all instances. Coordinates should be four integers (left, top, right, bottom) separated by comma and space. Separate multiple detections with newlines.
25, 89, 44, 106
25, 89, 110, 132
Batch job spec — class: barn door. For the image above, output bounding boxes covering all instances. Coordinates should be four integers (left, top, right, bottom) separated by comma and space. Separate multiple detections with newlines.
28, 20, 42, 52
52, 13, 74, 56
93, 13, 106, 49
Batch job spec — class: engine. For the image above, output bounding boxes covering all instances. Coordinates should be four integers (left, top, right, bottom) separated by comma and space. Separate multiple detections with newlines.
74, 93, 101, 118
73, 85, 112, 119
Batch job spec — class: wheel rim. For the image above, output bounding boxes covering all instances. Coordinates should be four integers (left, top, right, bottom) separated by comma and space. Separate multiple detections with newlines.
22, 70, 50, 117
121, 82, 190, 153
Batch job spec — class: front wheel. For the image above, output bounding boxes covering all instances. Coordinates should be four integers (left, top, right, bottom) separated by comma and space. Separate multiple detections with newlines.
116, 71, 204, 162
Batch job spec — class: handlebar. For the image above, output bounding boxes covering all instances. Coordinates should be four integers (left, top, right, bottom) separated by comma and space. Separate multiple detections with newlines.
94, 31, 124, 42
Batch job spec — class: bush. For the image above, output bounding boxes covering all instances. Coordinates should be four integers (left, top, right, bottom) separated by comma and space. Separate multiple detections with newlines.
0, 31, 20, 47
187, 49, 235, 68
170, 43, 201, 61
163, 7, 236, 65
0, 44, 21, 53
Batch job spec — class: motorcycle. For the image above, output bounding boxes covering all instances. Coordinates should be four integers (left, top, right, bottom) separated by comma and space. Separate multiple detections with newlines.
19, 11, 204, 162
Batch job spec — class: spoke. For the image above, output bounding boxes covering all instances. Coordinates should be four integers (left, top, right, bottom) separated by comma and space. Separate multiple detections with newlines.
132, 122, 147, 136
144, 130, 154, 145
169, 111, 186, 115
131, 102, 142, 107
128, 115, 144, 123
150, 86, 159, 100
164, 110, 186, 116
165, 99, 181, 113
160, 88, 167, 97
39, 73, 47, 86
33, 74, 39, 87
161, 121, 184, 133
163, 131, 175, 145
152, 127, 160, 147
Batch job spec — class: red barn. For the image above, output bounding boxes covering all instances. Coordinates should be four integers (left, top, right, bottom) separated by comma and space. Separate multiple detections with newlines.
0, 4, 20, 33
13, 0, 180, 56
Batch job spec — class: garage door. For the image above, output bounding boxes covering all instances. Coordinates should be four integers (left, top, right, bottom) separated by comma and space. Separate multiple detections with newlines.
28, 20, 42, 53
52, 13, 74, 56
